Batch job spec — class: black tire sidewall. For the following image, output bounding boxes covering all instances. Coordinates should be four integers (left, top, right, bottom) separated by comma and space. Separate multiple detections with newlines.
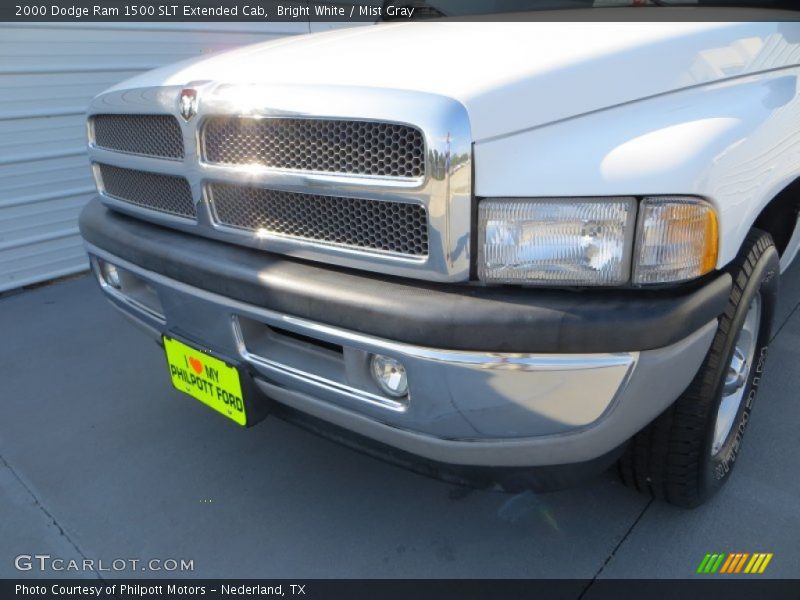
701, 241, 779, 497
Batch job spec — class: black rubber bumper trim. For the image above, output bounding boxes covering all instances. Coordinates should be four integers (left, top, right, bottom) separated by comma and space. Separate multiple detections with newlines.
79, 198, 732, 354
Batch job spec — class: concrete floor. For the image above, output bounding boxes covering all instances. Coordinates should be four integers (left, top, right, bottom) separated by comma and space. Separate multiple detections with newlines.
1, 262, 799, 582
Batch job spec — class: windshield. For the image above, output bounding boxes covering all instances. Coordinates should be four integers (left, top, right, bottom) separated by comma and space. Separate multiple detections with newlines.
381, 0, 798, 18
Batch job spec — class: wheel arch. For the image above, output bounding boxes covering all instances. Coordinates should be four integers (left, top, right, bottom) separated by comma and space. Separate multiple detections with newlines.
752, 175, 800, 268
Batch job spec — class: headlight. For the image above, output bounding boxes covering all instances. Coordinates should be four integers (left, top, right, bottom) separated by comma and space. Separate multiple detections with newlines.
633, 197, 718, 285
477, 196, 718, 286
478, 197, 637, 285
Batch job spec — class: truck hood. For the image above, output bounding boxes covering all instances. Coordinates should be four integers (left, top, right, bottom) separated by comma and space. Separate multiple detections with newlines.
108, 20, 800, 141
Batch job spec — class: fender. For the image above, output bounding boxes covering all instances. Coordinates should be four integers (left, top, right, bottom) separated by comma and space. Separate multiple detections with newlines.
474, 68, 800, 272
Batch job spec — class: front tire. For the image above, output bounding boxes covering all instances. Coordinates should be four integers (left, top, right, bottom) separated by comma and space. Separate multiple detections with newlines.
619, 229, 779, 507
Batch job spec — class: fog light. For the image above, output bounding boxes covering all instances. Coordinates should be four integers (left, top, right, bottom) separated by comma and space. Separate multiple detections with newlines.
370, 355, 408, 398
100, 260, 121, 289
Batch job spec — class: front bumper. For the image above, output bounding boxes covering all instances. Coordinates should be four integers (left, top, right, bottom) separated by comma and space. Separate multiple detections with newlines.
80, 199, 725, 470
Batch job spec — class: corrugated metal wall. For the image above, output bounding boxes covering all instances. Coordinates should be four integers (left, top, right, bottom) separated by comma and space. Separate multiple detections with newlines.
0, 22, 307, 292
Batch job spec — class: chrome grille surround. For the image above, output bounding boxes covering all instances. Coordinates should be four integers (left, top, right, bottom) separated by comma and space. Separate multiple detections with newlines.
91, 114, 184, 159
95, 163, 196, 220
208, 183, 428, 257
87, 83, 472, 282
202, 117, 425, 178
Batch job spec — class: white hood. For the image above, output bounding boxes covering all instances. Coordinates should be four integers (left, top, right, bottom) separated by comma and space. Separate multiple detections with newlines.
109, 21, 800, 140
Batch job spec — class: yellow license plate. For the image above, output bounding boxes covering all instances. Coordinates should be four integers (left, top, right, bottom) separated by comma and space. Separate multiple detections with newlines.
163, 336, 247, 426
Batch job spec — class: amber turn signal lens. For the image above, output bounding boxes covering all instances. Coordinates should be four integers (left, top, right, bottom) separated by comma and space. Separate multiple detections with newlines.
633, 197, 719, 285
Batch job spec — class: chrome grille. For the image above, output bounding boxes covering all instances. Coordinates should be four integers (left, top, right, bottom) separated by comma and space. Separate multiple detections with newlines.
92, 114, 184, 159
98, 164, 196, 219
202, 117, 425, 178
209, 183, 428, 257
88, 85, 473, 281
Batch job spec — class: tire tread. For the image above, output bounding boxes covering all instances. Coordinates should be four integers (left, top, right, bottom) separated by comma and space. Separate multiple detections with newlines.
619, 229, 775, 507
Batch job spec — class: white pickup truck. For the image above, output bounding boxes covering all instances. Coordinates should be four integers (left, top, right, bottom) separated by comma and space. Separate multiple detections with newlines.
79, 11, 800, 507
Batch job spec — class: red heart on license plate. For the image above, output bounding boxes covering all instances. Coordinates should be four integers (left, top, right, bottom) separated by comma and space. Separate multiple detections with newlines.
189, 357, 203, 375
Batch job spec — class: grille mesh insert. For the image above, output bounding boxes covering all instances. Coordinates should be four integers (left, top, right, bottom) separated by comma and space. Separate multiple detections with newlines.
202, 117, 425, 178
209, 183, 428, 256
92, 114, 184, 159
98, 164, 196, 219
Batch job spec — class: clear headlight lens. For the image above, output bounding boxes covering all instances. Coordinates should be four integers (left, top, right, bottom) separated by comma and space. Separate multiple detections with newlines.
478, 198, 637, 285
633, 197, 718, 285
